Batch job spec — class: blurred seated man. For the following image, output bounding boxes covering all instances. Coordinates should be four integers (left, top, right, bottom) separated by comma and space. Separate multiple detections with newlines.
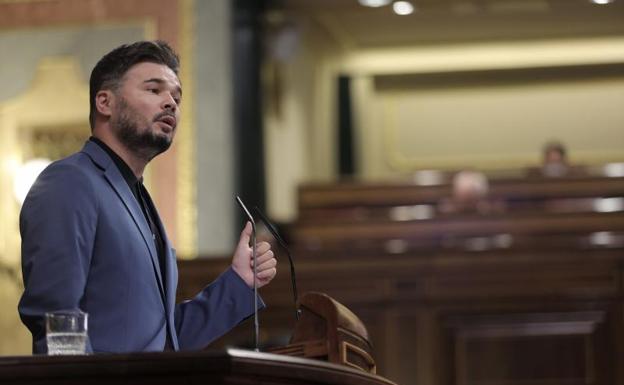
541, 141, 570, 177
439, 170, 502, 215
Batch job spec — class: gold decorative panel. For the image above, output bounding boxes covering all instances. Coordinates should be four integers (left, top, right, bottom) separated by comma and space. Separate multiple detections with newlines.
28, 126, 86, 160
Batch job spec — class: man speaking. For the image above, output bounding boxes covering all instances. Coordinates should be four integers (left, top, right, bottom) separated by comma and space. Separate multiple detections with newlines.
18, 40, 277, 354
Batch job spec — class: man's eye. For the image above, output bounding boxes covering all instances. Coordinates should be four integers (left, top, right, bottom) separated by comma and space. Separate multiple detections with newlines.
148, 88, 159, 94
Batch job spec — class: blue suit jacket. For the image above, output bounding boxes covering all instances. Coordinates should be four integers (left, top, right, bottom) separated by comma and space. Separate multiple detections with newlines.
19, 141, 259, 354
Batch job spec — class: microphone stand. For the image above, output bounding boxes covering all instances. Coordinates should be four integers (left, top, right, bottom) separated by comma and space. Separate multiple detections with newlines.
235, 196, 259, 351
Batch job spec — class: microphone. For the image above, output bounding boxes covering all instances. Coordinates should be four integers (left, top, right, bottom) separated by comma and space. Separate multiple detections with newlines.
253, 206, 301, 321
235, 196, 260, 352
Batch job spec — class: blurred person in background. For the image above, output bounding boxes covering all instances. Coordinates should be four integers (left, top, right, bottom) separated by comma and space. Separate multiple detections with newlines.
439, 170, 502, 215
541, 141, 570, 177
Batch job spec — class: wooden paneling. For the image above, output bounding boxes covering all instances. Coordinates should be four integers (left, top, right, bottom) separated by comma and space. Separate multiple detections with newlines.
444, 311, 610, 385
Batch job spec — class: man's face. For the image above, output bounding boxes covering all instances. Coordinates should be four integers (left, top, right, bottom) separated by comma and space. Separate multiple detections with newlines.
110, 62, 182, 161
544, 150, 564, 164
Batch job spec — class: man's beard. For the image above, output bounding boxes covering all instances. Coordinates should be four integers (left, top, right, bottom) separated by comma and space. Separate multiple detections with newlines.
112, 97, 173, 161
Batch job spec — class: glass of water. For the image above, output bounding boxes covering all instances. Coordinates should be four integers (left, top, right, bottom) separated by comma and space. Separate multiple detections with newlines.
45, 310, 88, 355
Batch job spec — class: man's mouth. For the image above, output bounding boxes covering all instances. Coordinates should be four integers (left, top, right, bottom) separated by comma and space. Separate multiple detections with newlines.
156, 115, 177, 131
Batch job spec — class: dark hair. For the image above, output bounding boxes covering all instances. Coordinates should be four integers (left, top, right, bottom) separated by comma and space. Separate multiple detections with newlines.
88, 40, 180, 129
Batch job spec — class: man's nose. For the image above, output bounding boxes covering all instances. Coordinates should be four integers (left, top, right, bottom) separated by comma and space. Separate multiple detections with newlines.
162, 94, 177, 112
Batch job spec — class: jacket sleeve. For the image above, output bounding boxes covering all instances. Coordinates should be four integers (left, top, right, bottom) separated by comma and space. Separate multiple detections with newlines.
18, 163, 98, 354
173, 267, 265, 350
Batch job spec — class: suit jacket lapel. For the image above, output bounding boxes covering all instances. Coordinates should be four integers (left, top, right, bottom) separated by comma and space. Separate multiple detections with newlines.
81, 141, 166, 302
141, 187, 180, 350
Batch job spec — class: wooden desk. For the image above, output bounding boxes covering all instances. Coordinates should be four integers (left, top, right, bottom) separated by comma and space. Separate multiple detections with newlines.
299, 176, 624, 210
290, 211, 624, 253
297, 176, 624, 223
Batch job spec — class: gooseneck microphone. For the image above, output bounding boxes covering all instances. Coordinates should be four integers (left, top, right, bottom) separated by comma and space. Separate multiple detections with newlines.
235, 196, 259, 352
253, 206, 301, 321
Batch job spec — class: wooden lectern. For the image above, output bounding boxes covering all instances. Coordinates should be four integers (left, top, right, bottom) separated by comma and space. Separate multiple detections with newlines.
0, 349, 396, 385
268, 292, 377, 374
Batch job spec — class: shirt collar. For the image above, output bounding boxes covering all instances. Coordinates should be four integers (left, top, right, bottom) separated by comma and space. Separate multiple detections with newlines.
89, 136, 141, 188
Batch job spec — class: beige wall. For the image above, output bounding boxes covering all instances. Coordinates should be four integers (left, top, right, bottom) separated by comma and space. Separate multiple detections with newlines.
369, 72, 624, 176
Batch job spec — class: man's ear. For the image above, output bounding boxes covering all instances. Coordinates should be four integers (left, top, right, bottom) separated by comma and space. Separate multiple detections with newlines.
95, 90, 114, 118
